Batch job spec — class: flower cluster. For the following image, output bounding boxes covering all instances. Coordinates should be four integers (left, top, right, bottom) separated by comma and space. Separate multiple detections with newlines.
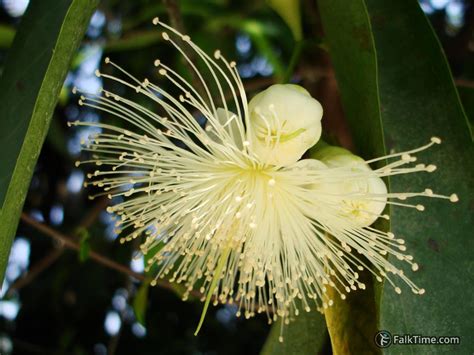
71, 18, 457, 340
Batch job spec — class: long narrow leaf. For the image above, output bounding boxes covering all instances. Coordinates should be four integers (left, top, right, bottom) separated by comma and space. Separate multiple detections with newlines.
0, 0, 98, 280
365, 1, 474, 352
317, 0, 386, 353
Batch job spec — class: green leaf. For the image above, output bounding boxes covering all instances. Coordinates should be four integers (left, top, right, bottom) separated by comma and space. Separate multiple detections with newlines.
133, 282, 149, 325
457, 85, 474, 140
0, 0, 98, 280
260, 311, 328, 355
364, 1, 474, 353
318, 0, 472, 353
267, 0, 303, 41
77, 228, 91, 262
318, 0, 385, 161
323, 270, 381, 354
0, 24, 15, 49
317, 0, 386, 353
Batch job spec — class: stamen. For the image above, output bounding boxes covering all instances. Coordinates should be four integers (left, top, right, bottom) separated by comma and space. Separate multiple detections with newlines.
71, 19, 456, 340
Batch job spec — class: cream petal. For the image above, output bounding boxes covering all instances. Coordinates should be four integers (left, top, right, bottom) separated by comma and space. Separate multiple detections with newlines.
248, 84, 323, 166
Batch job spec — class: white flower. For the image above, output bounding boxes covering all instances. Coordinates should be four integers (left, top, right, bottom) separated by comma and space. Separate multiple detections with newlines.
248, 84, 323, 166
70, 18, 458, 341
312, 146, 388, 227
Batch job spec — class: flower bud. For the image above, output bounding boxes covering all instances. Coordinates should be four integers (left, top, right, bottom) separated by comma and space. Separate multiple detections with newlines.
248, 84, 323, 166
311, 146, 388, 226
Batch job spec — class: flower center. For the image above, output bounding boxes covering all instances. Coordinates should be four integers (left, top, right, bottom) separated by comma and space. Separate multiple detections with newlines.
255, 125, 307, 145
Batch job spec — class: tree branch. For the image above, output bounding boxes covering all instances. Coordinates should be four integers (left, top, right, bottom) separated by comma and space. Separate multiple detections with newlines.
21, 213, 148, 283
455, 78, 474, 89
6, 247, 63, 296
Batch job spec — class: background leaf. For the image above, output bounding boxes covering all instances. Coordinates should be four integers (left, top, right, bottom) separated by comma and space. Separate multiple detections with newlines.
267, 0, 303, 41
260, 311, 328, 355
318, 0, 385, 161
364, 0, 474, 353
0, 0, 98, 280
133, 282, 149, 325
0, 24, 15, 49
317, 0, 386, 353
77, 228, 91, 262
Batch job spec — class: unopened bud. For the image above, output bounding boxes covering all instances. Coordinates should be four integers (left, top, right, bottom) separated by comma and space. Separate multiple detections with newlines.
248, 84, 323, 167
